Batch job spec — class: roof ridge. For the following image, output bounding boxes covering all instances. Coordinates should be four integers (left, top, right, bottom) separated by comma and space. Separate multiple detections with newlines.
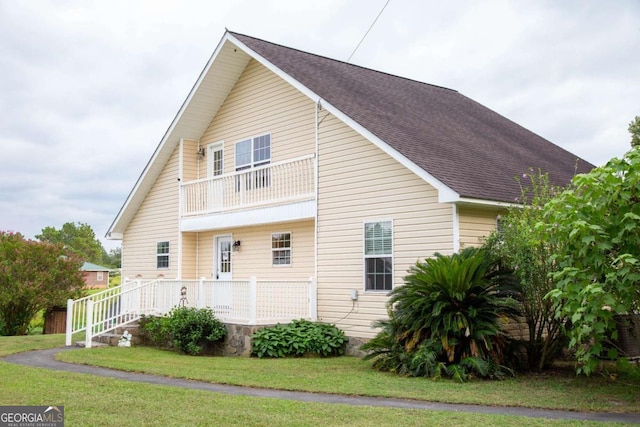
228, 30, 458, 94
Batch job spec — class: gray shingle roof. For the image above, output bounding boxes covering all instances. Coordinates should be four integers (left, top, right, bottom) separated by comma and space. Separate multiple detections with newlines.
232, 32, 593, 203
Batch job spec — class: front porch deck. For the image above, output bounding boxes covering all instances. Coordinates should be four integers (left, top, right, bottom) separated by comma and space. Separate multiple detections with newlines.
66, 277, 317, 348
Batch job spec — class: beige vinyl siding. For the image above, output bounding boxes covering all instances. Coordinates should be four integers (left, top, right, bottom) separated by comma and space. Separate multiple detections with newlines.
193, 220, 314, 281
199, 59, 316, 177
458, 206, 502, 248
181, 232, 197, 279
182, 139, 199, 182
317, 114, 454, 339
122, 145, 180, 279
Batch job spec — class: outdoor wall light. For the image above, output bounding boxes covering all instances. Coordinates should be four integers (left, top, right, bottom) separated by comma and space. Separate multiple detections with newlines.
233, 240, 241, 251
196, 147, 206, 160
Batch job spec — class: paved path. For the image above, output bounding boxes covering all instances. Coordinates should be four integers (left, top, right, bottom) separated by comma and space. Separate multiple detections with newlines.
4, 347, 640, 424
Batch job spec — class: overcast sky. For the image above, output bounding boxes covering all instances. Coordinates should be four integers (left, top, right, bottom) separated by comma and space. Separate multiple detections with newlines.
1, 0, 638, 251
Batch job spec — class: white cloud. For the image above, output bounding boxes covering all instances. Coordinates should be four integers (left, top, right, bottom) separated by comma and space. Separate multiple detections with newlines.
0, 0, 638, 251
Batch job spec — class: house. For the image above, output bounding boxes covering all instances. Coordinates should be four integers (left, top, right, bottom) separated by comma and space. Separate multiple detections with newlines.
104, 30, 592, 349
80, 262, 111, 289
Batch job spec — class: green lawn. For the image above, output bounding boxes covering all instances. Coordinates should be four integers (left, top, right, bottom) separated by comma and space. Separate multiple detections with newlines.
55, 346, 640, 414
0, 334, 638, 426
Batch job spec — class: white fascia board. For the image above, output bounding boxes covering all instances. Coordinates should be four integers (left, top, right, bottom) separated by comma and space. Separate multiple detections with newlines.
227, 33, 460, 204
107, 33, 235, 238
455, 197, 520, 208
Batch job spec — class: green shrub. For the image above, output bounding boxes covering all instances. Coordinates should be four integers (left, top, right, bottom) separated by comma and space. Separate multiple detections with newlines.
139, 315, 172, 348
139, 307, 226, 355
362, 247, 519, 381
251, 319, 347, 358
168, 307, 226, 355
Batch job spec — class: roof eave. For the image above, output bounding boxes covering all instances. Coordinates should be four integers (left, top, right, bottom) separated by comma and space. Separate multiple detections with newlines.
106, 31, 249, 238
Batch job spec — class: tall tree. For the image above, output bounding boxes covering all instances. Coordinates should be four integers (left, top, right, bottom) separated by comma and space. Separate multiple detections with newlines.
0, 231, 85, 335
36, 222, 106, 264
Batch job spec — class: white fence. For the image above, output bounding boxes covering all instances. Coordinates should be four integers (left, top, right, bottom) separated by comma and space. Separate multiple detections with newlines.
181, 155, 315, 216
66, 277, 317, 348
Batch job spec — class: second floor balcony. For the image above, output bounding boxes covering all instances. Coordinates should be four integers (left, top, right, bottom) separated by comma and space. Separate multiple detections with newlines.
181, 154, 316, 218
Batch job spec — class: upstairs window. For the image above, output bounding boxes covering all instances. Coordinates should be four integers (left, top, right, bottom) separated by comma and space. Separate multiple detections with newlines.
364, 221, 393, 291
235, 134, 271, 190
157, 241, 169, 269
272, 232, 291, 266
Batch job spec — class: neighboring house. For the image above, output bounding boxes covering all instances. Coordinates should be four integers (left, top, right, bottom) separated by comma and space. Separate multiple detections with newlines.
105, 31, 592, 342
80, 262, 111, 289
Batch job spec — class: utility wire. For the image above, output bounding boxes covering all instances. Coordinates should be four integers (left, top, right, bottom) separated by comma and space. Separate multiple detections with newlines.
347, 0, 391, 63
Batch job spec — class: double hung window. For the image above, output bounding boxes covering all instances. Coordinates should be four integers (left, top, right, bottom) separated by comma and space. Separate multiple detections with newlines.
272, 232, 291, 266
235, 134, 271, 190
157, 241, 169, 269
364, 221, 393, 291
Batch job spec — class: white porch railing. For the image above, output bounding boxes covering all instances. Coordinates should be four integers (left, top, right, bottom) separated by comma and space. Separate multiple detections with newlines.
181, 154, 315, 216
66, 276, 317, 348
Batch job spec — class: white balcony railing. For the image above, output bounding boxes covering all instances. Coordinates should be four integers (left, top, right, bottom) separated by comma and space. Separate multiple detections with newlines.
181, 155, 315, 216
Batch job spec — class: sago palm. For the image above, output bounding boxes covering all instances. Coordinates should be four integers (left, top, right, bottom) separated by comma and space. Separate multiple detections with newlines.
391, 247, 519, 364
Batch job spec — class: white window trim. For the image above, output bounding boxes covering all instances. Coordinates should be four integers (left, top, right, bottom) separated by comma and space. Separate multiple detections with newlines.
235, 132, 272, 171
206, 141, 224, 177
156, 240, 170, 270
363, 219, 394, 292
97, 271, 104, 281
272, 231, 292, 267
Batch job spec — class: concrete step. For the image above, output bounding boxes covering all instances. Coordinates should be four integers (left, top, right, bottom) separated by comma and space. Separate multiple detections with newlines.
74, 341, 109, 348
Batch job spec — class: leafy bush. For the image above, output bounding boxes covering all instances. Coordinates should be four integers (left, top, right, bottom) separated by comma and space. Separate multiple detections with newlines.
362, 247, 519, 381
251, 319, 347, 358
483, 170, 569, 371
138, 315, 172, 348
168, 307, 226, 355
139, 307, 226, 355
0, 231, 85, 335
543, 147, 640, 375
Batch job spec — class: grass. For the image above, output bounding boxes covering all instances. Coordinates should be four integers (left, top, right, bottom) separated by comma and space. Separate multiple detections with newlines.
0, 335, 637, 426
54, 346, 640, 414
0, 362, 607, 427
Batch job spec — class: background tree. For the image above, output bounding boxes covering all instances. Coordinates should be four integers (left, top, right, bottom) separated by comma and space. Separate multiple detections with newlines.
483, 170, 568, 371
629, 116, 640, 148
103, 247, 121, 269
0, 231, 85, 335
543, 147, 640, 375
36, 222, 106, 265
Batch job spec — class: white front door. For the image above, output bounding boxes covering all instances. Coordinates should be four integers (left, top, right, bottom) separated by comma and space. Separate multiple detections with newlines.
215, 236, 232, 281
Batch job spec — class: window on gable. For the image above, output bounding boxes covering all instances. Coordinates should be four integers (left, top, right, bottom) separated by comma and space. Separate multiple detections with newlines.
364, 221, 393, 291
272, 232, 291, 266
235, 134, 271, 190
157, 241, 169, 269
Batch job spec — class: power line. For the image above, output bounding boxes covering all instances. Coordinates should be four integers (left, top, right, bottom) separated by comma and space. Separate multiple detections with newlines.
347, 0, 391, 63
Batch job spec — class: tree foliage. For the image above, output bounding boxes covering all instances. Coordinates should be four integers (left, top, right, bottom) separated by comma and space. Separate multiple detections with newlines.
543, 148, 640, 375
362, 247, 519, 380
629, 116, 640, 148
36, 222, 106, 265
0, 231, 85, 335
483, 170, 568, 371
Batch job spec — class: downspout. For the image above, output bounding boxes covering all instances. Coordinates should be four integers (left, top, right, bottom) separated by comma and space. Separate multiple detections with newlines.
177, 138, 184, 279
314, 99, 321, 282
452, 204, 460, 253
